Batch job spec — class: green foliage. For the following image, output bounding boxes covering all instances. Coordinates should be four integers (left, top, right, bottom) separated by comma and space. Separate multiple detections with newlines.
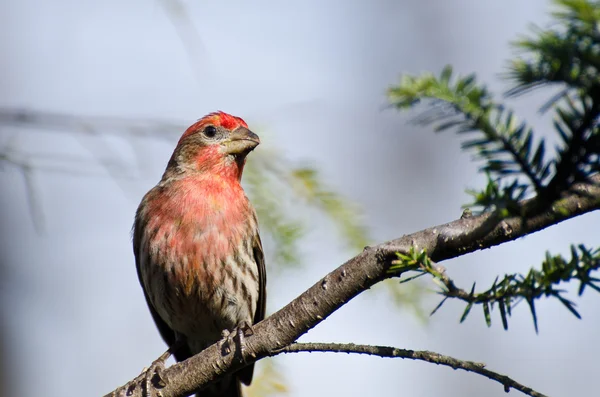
394, 245, 600, 332
288, 167, 368, 251
389, 66, 548, 212
388, 0, 600, 215
381, 279, 429, 322
388, 0, 600, 332
507, 0, 600, 102
246, 151, 428, 318
389, 246, 432, 275
244, 146, 368, 270
244, 156, 305, 269
507, 0, 600, 199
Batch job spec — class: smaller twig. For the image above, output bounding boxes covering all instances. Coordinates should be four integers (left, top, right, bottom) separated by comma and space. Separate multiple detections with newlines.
420, 244, 600, 331
435, 266, 487, 302
274, 342, 547, 397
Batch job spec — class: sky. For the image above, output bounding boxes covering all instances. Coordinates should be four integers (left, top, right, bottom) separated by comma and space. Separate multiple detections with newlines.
1, 1, 599, 397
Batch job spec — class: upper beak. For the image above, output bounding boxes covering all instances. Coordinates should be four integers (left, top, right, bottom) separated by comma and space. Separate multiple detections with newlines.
224, 127, 260, 155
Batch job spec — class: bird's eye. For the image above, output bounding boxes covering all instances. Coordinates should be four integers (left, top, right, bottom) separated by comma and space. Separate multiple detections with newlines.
203, 126, 217, 138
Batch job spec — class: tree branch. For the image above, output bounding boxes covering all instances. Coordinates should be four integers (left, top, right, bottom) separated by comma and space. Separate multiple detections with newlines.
106, 175, 600, 397
275, 342, 547, 397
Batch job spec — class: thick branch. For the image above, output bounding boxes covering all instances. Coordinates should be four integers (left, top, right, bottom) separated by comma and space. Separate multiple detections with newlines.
106, 175, 600, 397
276, 342, 547, 397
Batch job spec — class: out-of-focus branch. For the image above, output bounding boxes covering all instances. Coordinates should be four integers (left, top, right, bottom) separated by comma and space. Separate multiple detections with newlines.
0, 107, 183, 140
275, 342, 547, 397
105, 174, 600, 397
0, 107, 180, 222
158, 0, 213, 82
0, 107, 371, 267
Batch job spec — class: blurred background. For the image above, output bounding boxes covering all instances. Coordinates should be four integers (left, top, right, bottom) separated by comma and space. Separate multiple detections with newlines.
1, 1, 598, 396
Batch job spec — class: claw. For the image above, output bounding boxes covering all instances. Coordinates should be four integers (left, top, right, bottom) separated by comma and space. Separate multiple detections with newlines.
239, 321, 254, 337
219, 329, 233, 355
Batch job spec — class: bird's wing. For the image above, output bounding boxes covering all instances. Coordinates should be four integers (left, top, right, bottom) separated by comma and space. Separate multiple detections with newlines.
132, 211, 192, 362
237, 230, 267, 386
252, 232, 267, 326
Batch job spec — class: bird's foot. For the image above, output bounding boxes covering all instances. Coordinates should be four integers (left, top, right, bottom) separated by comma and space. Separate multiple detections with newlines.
120, 347, 174, 397
142, 349, 171, 396
218, 321, 254, 361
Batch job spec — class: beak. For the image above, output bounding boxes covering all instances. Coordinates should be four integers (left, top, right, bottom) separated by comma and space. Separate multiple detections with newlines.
223, 127, 260, 155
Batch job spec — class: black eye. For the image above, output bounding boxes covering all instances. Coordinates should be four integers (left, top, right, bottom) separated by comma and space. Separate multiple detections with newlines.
203, 126, 217, 138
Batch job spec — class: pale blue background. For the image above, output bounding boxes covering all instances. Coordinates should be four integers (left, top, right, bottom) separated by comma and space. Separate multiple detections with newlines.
1, 1, 598, 396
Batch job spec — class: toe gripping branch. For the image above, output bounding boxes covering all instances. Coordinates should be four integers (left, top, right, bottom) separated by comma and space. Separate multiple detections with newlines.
121, 339, 185, 397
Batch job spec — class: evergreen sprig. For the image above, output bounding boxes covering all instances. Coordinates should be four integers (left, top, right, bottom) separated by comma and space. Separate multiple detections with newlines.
388, 67, 549, 213
388, 0, 599, 330
388, 0, 600, 215
393, 245, 600, 332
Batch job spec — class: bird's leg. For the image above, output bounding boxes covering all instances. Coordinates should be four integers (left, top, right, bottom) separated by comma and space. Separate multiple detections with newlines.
218, 321, 254, 361
235, 321, 254, 360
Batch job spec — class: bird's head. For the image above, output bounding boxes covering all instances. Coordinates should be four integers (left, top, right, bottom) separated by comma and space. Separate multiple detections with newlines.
166, 111, 260, 180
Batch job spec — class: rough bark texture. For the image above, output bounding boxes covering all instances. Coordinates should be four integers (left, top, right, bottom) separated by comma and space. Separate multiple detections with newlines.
107, 175, 600, 397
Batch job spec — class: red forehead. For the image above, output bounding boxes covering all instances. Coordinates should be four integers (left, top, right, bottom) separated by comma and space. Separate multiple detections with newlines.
181, 111, 248, 141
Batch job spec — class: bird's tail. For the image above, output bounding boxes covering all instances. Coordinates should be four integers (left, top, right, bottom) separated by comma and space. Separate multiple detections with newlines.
195, 375, 242, 397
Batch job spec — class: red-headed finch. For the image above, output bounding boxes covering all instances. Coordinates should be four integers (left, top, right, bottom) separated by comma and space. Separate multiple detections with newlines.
133, 112, 266, 397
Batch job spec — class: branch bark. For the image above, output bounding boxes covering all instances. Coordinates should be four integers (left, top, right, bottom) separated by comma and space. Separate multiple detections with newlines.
106, 175, 600, 397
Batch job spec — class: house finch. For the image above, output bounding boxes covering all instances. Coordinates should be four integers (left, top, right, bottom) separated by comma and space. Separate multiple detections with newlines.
133, 112, 266, 397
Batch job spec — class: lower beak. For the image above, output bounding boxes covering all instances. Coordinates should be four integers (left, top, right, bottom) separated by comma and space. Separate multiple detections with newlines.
224, 127, 260, 155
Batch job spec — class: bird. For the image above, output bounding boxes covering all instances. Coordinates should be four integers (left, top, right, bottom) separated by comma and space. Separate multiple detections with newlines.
132, 111, 266, 397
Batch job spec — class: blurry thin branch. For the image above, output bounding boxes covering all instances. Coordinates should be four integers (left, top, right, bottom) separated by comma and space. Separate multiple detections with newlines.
16, 162, 44, 233
158, 0, 214, 81
0, 107, 369, 270
0, 108, 182, 229
1, 147, 44, 232
0, 108, 183, 140
275, 343, 547, 397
